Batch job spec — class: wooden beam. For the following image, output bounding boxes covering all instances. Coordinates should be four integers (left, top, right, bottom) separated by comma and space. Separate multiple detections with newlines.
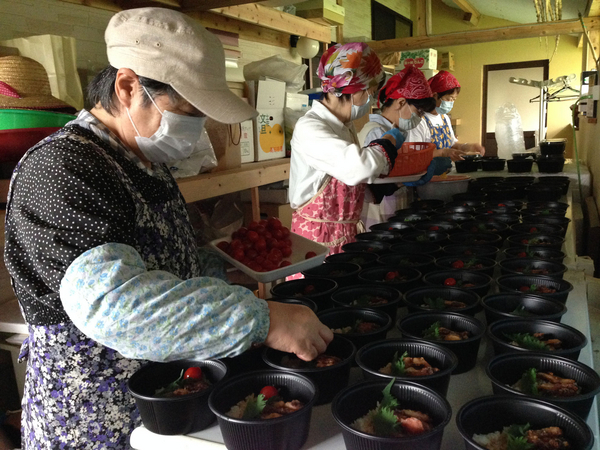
188, 11, 289, 47
413, 0, 427, 36
60, 0, 121, 12
452, 0, 480, 26
368, 17, 600, 53
181, 0, 255, 10
202, 4, 331, 42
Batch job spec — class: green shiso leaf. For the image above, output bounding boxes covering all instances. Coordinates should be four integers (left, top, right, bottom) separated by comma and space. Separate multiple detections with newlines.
504, 332, 549, 350
390, 351, 407, 376
372, 406, 398, 437
242, 393, 267, 420
423, 297, 447, 310
154, 369, 184, 396
422, 321, 441, 339
519, 368, 539, 395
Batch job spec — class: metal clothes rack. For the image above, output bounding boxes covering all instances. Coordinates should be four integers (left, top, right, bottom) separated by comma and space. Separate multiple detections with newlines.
508, 73, 578, 145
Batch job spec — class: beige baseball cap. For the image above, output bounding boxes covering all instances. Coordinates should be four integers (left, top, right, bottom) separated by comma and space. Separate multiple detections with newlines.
105, 7, 257, 124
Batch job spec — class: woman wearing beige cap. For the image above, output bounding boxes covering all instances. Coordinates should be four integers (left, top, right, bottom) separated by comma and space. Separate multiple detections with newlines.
3, 7, 332, 449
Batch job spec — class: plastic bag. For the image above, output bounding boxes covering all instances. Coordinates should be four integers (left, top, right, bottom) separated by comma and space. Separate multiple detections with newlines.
244, 55, 308, 93
168, 129, 217, 179
0, 35, 84, 109
495, 102, 526, 159
186, 193, 244, 245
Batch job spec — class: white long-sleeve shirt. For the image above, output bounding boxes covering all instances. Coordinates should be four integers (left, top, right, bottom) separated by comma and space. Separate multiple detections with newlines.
405, 112, 458, 146
289, 101, 389, 209
358, 114, 394, 146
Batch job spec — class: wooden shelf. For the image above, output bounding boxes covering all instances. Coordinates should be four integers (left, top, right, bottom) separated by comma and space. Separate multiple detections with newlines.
0, 159, 290, 205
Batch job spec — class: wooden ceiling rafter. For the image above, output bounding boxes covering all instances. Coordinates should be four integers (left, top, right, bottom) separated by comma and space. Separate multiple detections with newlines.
368, 17, 600, 53
451, 0, 481, 26
586, 0, 600, 17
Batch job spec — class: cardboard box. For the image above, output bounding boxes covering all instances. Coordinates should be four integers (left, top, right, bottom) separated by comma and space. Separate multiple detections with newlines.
250, 79, 287, 161
420, 69, 439, 80
240, 119, 255, 163
396, 49, 437, 71
286, 93, 310, 112
295, 0, 345, 25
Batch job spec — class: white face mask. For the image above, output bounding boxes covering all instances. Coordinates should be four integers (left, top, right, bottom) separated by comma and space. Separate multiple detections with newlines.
397, 102, 422, 131
436, 100, 454, 115
350, 93, 372, 121
126, 86, 206, 163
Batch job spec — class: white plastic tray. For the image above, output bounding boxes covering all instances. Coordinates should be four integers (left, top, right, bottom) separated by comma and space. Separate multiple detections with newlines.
209, 232, 329, 283
371, 172, 426, 184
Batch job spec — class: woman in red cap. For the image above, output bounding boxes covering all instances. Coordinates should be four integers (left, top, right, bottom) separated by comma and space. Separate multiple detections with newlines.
289, 43, 404, 257
407, 70, 485, 159
357, 66, 436, 226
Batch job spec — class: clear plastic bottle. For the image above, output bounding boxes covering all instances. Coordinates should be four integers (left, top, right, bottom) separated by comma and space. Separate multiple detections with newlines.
494, 103, 526, 159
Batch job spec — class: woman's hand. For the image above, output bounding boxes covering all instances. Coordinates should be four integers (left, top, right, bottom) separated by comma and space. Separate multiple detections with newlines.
462, 142, 486, 156
382, 128, 405, 149
433, 147, 465, 162
264, 301, 334, 361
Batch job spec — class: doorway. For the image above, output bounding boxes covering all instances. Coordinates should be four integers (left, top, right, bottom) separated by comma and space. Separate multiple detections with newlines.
482, 60, 549, 156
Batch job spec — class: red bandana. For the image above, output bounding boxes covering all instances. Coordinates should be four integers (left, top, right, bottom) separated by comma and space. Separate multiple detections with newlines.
379, 67, 432, 107
428, 71, 460, 94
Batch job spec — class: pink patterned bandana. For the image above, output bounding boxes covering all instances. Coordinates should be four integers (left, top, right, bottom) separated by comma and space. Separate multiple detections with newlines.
318, 43, 384, 96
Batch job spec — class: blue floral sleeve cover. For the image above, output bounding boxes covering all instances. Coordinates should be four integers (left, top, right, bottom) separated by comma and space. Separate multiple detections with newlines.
60, 242, 270, 361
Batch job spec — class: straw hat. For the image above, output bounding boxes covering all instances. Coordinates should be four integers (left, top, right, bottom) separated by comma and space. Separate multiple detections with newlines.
0, 56, 74, 111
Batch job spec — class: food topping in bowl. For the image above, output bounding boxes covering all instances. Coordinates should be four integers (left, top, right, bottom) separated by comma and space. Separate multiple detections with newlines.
351, 295, 389, 306
227, 385, 304, 420
351, 379, 433, 437
281, 353, 342, 369
469, 224, 497, 233
293, 284, 318, 297
384, 271, 408, 282
443, 278, 475, 288
422, 321, 470, 341
521, 238, 552, 246
518, 285, 557, 294
379, 351, 440, 377
509, 304, 537, 318
515, 266, 550, 275
153, 367, 211, 398
451, 258, 484, 270
511, 368, 580, 398
473, 423, 570, 450
332, 319, 381, 334
421, 296, 467, 310
504, 332, 563, 351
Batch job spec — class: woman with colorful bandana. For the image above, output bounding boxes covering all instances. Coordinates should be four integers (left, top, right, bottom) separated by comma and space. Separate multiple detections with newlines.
289, 43, 404, 256
407, 70, 485, 160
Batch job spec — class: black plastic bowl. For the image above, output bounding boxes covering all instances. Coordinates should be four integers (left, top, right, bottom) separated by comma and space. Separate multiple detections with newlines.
452, 192, 486, 203
411, 199, 445, 211
474, 206, 518, 215
434, 255, 497, 278
522, 207, 568, 218
522, 215, 571, 237
318, 307, 393, 351
539, 139, 566, 155
369, 221, 414, 234
358, 265, 422, 292
325, 251, 379, 269
537, 156, 566, 173
525, 184, 563, 202
390, 211, 431, 223
507, 158, 534, 173
506, 233, 565, 251
459, 220, 509, 240
480, 158, 506, 171
481, 293, 567, 324
355, 339, 458, 397
434, 205, 475, 215
397, 312, 486, 374
499, 257, 567, 279
485, 199, 524, 210
262, 335, 355, 405
401, 231, 449, 245
332, 380, 452, 450
331, 284, 402, 323
270, 278, 338, 311
355, 231, 404, 245
377, 253, 436, 275
430, 212, 475, 224
536, 178, 570, 195
497, 274, 573, 304
445, 200, 485, 209
402, 286, 481, 317
342, 241, 391, 256
423, 270, 493, 298
474, 213, 520, 226
455, 159, 479, 173
270, 297, 319, 313
302, 262, 362, 288
486, 352, 600, 419
441, 244, 499, 259
456, 395, 594, 450
208, 370, 316, 450
487, 319, 587, 360
128, 359, 228, 435
448, 231, 502, 247
413, 220, 460, 234
503, 246, 566, 263
389, 242, 442, 256
510, 222, 564, 236
481, 185, 517, 201
474, 176, 505, 184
